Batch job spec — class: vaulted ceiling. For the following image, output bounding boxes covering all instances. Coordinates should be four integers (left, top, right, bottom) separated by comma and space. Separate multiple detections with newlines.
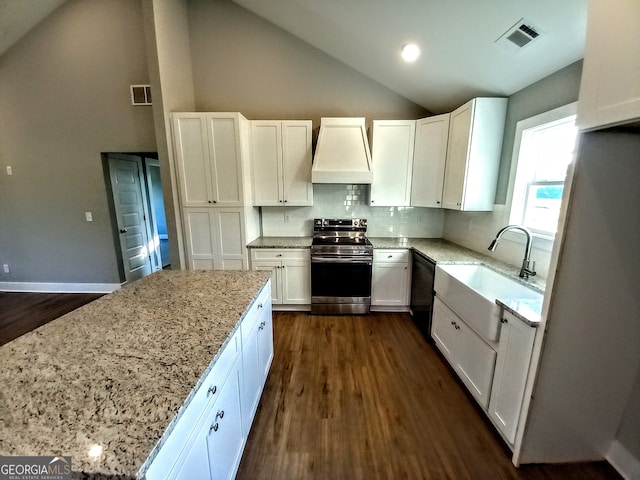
232, 0, 587, 113
1, 0, 587, 114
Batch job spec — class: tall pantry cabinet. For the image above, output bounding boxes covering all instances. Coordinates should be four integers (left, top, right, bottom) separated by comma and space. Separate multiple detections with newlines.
172, 113, 260, 270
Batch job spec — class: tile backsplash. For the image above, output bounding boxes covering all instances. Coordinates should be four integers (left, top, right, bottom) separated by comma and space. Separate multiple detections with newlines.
261, 184, 444, 237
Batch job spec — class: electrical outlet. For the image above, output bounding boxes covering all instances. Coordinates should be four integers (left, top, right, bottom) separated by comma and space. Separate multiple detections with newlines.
6, 166, 12, 175
284, 213, 291, 223
85, 212, 93, 222
3, 264, 9, 274
417, 214, 424, 223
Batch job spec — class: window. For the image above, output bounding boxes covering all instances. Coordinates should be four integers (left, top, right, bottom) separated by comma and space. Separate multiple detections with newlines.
509, 103, 578, 239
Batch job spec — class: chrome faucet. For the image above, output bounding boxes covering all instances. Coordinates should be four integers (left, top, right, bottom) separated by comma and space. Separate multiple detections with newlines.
488, 225, 537, 279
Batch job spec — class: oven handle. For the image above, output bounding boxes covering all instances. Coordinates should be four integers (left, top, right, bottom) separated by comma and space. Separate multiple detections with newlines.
311, 256, 373, 264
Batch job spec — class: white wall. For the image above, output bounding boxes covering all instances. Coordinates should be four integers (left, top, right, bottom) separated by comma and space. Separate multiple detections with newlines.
261, 184, 444, 237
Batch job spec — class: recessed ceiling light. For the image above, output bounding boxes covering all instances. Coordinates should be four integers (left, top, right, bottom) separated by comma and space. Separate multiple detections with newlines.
401, 43, 421, 62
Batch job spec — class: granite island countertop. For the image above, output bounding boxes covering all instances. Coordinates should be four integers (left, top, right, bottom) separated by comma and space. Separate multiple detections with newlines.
0, 270, 271, 479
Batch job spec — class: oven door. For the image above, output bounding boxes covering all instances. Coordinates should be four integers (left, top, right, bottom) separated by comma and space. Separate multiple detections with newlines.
311, 256, 372, 314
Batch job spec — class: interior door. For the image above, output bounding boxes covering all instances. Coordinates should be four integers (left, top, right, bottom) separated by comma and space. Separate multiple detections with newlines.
108, 155, 153, 283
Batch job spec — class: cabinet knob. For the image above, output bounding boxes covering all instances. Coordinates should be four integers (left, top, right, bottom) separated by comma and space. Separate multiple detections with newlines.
284, 199, 288, 203
207, 385, 217, 395
279, 200, 283, 203
450, 321, 456, 326
371, 200, 375, 204
119, 228, 128, 234
501, 318, 508, 324
276, 254, 282, 257
215, 410, 225, 421
388, 255, 393, 258
258, 303, 263, 309
436, 201, 441, 205
210, 423, 219, 432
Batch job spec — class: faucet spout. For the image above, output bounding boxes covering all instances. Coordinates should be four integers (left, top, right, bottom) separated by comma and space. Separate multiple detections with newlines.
488, 225, 537, 279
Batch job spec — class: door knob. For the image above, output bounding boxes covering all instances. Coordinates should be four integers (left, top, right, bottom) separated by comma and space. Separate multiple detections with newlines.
119, 228, 128, 233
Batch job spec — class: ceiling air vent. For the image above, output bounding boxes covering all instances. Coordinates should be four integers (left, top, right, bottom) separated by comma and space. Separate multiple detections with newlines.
130, 85, 152, 105
496, 19, 542, 53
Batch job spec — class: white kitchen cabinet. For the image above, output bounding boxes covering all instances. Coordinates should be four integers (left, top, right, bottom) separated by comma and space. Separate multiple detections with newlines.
183, 207, 250, 271
250, 249, 311, 307
488, 310, 536, 444
432, 297, 497, 409
410, 114, 450, 208
146, 282, 273, 480
171, 356, 244, 480
577, 0, 640, 130
370, 120, 416, 207
442, 98, 507, 211
146, 327, 243, 480
371, 249, 410, 310
241, 284, 273, 437
251, 120, 313, 206
173, 113, 249, 207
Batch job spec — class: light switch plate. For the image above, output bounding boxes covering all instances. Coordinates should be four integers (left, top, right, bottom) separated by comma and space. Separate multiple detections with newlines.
85, 212, 93, 222
6, 166, 12, 175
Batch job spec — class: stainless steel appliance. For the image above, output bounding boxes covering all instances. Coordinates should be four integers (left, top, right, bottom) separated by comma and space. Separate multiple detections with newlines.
310, 218, 373, 314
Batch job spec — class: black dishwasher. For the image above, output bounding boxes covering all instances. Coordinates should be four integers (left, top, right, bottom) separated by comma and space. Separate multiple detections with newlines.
410, 250, 436, 341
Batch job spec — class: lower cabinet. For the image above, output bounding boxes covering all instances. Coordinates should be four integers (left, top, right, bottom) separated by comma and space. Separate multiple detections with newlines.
183, 207, 250, 270
145, 281, 273, 480
371, 249, 410, 310
488, 310, 536, 444
250, 249, 311, 307
241, 285, 274, 433
432, 297, 496, 409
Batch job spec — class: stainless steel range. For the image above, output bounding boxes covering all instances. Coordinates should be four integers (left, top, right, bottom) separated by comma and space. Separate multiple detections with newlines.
310, 218, 373, 314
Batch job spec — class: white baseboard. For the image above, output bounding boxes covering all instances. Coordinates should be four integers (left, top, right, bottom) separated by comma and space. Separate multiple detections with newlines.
0, 282, 122, 294
607, 439, 640, 480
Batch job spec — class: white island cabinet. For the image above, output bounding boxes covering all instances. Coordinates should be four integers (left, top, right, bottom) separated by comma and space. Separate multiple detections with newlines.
145, 281, 273, 480
577, 0, 640, 130
250, 120, 313, 206
442, 98, 507, 211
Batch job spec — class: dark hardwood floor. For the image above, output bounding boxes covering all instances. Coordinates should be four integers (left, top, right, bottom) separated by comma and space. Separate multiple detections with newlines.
0, 291, 103, 346
0, 296, 621, 478
237, 312, 621, 480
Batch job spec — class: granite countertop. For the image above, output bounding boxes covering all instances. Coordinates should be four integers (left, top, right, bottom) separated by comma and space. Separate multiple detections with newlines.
0, 270, 271, 479
247, 236, 545, 325
247, 236, 312, 248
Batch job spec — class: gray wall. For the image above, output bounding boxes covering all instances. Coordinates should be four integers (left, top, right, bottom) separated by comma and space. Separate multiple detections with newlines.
0, 0, 156, 284
495, 60, 583, 204
188, 0, 428, 125
520, 130, 640, 464
442, 61, 583, 280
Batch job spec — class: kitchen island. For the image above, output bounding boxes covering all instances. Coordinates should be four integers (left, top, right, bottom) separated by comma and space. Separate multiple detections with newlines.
0, 270, 271, 479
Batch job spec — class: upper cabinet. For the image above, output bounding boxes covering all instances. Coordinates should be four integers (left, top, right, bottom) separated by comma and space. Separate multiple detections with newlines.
370, 120, 416, 207
410, 114, 450, 208
173, 113, 248, 207
250, 120, 313, 207
442, 98, 507, 211
576, 0, 640, 131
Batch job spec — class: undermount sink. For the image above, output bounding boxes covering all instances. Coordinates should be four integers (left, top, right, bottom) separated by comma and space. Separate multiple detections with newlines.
434, 264, 542, 342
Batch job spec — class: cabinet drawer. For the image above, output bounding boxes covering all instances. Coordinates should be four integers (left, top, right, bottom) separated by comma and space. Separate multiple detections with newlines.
250, 248, 310, 262
146, 327, 241, 479
373, 249, 409, 264
241, 281, 272, 345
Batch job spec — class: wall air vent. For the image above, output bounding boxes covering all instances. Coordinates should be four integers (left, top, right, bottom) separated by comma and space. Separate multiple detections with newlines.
130, 85, 152, 105
496, 19, 542, 53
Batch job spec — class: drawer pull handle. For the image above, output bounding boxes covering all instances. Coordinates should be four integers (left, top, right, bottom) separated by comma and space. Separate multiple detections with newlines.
207, 385, 217, 395
210, 423, 219, 432
388, 255, 393, 258
216, 410, 225, 421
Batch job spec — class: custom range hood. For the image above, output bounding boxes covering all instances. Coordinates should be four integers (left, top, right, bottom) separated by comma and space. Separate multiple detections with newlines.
312, 117, 373, 184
